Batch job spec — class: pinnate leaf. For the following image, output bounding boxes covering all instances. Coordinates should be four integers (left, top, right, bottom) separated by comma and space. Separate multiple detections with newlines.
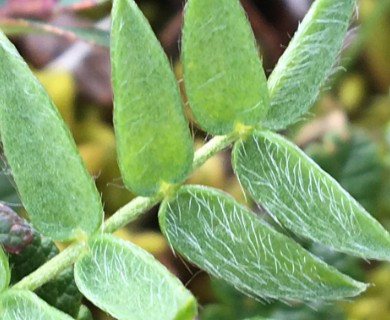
159, 185, 366, 301
182, 0, 269, 134
0, 32, 102, 241
74, 234, 197, 320
0, 290, 73, 320
111, 0, 193, 196
264, 0, 355, 129
232, 131, 390, 260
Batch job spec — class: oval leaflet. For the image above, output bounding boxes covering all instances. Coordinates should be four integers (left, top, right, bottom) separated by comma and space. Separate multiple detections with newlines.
232, 130, 390, 261
159, 185, 366, 301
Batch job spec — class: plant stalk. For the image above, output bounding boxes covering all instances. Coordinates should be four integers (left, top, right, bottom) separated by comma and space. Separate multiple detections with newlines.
12, 132, 236, 290
12, 241, 86, 291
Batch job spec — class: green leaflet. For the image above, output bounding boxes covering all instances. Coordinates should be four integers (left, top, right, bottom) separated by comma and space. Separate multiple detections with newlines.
264, 0, 355, 130
111, 0, 194, 196
0, 248, 9, 292
0, 290, 74, 320
182, 0, 269, 135
305, 130, 383, 213
232, 131, 390, 260
0, 33, 102, 241
159, 185, 366, 300
74, 234, 197, 320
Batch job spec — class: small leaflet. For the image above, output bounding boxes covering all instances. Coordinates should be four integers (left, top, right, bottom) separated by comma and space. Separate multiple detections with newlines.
0, 290, 73, 320
159, 185, 366, 301
111, 0, 194, 196
264, 0, 355, 129
74, 234, 197, 320
182, 0, 269, 134
233, 130, 390, 260
0, 32, 102, 240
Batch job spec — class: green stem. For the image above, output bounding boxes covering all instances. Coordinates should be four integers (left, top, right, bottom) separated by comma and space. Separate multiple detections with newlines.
192, 133, 237, 170
103, 132, 236, 233
12, 241, 86, 291
103, 194, 162, 233
12, 132, 236, 291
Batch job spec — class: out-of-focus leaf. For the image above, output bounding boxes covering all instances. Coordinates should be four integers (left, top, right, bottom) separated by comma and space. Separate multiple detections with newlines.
0, 32, 102, 241
159, 185, 366, 301
0, 290, 74, 320
305, 130, 383, 213
8, 231, 58, 284
0, 247, 9, 292
74, 234, 197, 320
8, 230, 83, 317
182, 0, 269, 134
268, 302, 345, 320
76, 305, 93, 320
111, 0, 194, 196
232, 130, 390, 260
36, 267, 82, 318
264, 0, 355, 130
0, 203, 33, 253
0, 18, 110, 47
202, 277, 346, 320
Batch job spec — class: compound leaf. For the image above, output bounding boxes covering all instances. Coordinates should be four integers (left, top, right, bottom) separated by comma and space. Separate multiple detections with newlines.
159, 185, 366, 301
264, 0, 355, 129
0, 290, 73, 320
0, 32, 102, 241
111, 0, 193, 196
74, 234, 197, 320
182, 0, 269, 134
232, 131, 390, 260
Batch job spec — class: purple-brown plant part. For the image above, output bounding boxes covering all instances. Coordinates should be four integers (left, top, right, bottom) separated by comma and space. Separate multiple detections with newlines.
0, 0, 56, 19
0, 202, 33, 253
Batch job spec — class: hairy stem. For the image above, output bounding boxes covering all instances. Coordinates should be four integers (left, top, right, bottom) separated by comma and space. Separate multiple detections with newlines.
192, 133, 237, 170
103, 194, 162, 234
12, 241, 86, 291
13, 132, 235, 290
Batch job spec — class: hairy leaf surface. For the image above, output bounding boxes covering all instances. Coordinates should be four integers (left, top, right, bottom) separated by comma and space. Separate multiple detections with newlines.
305, 130, 383, 213
74, 234, 197, 320
159, 185, 366, 300
264, 0, 355, 129
111, 0, 193, 196
0, 32, 102, 241
0, 290, 73, 320
233, 131, 390, 260
182, 0, 269, 134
